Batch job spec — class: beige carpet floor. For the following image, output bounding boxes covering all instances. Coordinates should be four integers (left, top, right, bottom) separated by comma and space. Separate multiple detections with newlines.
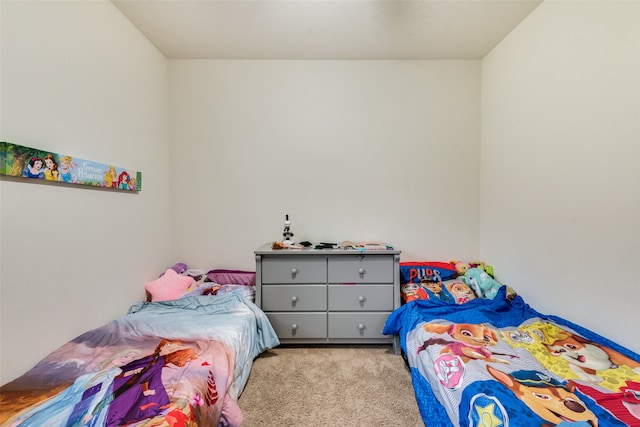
238, 346, 424, 427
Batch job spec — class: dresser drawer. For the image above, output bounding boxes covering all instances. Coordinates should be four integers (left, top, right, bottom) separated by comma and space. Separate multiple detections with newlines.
262, 257, 327, 284
262, 285, 326, 311
256, 243, 401, 353
328, 256, 393, 283
328, 313, 390, 339
267, 313, 327, 339
328, 284, 393, 311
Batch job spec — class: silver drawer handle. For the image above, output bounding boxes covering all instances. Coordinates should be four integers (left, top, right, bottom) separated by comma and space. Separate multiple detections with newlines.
358, 268, 365, 274
291, 323, 298, 330
358, 323, 365, 330
291, 268, 298, 275
358, 296, 365, 302
291, 296, 298, 303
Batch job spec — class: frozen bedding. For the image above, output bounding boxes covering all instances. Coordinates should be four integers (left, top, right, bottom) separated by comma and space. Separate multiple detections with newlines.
383, 285, 640, 427
1, 292, 279, 427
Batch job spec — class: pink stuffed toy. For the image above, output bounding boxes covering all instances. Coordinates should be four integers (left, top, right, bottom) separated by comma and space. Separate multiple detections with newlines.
146, 268, 194, 302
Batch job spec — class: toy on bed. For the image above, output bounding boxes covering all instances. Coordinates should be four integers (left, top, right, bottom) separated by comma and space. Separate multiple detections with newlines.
451, 259, 496, 278
400, 261, 505, 304
451, 260, 472, 276
146, 265, 258, 303
461, 267, 502, 299
146, 268, 195, 301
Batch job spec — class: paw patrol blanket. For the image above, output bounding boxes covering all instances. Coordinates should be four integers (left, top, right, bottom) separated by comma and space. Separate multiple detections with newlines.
1, 293, 279, 427
383, 287, 640, 427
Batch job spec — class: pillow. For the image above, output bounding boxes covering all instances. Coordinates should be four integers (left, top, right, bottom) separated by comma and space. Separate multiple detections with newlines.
442, 279, 477, 304
417, 278, 457, 304
206, 269, 255, 286
401, 279, 479, 305
401, 282, 429, 303
146, 268, 194, 302
183, 283, 256, 301
399, 261, 458, 284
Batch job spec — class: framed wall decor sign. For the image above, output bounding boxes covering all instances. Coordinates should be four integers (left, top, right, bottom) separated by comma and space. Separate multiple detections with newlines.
0, 142, 141, 192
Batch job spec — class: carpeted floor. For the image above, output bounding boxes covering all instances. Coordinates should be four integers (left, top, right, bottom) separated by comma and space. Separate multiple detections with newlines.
238, 345, 424, 426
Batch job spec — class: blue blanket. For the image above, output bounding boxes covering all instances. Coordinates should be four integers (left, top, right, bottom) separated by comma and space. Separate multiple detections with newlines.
383, 287, 640, 427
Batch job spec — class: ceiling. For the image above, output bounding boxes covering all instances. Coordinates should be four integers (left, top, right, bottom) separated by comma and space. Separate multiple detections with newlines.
112, 0, 543, 60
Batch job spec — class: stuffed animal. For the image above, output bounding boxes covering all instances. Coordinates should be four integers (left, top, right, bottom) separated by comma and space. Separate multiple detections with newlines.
171, 262, 188, 275
469, 261, 496, 278
451, 260, 471, 276
147, 268, 194, 302
463, 267, 502, 299
159, 262, 188, 278
451, 260, 495, 277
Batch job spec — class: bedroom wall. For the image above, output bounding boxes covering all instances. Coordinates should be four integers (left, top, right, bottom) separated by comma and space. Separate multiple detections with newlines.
0, 1, 171, 384
481, 0, 640, 352
168, 60, 481, 270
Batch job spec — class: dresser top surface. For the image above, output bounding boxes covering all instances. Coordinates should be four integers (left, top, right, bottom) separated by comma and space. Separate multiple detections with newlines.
255, 243, 401, 256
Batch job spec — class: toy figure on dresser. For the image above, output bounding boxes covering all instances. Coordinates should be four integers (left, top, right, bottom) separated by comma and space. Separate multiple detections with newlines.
282, 214, 294, 245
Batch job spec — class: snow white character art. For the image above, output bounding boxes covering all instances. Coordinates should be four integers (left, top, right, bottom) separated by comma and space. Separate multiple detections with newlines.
22, 157, 45, 179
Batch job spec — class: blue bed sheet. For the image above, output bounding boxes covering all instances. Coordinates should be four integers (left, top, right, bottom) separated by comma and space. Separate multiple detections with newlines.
383, 287, 640, 427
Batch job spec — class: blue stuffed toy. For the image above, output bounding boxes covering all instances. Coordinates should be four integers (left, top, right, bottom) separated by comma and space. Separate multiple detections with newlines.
462, 267, 502, 299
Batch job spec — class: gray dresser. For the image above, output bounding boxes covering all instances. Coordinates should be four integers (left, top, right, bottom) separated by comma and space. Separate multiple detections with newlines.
255, 244, 401, 354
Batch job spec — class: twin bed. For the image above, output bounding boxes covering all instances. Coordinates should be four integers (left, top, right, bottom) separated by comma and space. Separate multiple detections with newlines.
383, 261, 640, 426
3, 261, 639, 427
0, 269, 279, 427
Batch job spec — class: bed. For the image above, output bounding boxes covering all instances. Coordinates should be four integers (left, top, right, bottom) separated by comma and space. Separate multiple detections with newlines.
383, 261, 640, 427
0, 268, 280, 427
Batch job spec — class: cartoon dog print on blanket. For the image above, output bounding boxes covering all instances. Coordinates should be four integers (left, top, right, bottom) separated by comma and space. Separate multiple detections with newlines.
419, 323, 516, 365
417, 322, 518, 389
487, 365, 599, 427
502, 320, 640, 390
545, 332, 640, 384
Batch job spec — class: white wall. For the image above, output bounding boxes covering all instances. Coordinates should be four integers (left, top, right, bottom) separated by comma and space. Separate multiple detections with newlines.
481, 0, 640, 352
0, 0, 171, 383
168, 60, 481, 270
5, 0, 636, 388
